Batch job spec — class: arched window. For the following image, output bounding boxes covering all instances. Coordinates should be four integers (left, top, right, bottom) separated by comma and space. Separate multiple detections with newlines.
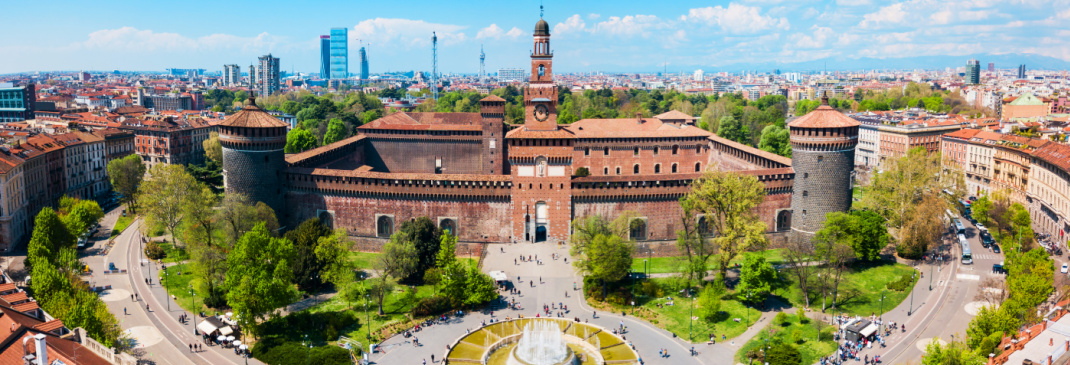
440, 218, 457, 236
697, 216, 714, 237
634, 147, 640, 156
653, 146, 660, 155
672, 163, 678, 173
633, 164, 640, 174
672, 145, 679, 155
654, 164, 661, 173
616, 167, 621, 175
604, 167, 608, 175
695, 162, 702, 172
376, 216, 393, 238
604, 147, 610, 156
630, 219, 647, 240
777, 211, 792, 232
538, 64, 545, 77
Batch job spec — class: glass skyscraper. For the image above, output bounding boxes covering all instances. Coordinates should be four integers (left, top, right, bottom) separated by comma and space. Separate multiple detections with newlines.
320, 35, 330, 79
330, 28, 348, 80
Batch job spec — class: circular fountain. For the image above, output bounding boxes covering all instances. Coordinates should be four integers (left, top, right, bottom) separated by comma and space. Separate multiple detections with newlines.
445, 318, 639, 365
508, 320, 574, 365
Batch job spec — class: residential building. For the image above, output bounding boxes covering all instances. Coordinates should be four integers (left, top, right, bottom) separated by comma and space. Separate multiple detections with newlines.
99, 128, 134, 164
498, 68, 525, 82
53, 133, 92, 200
223, 64, 241, 87
1018, 64, 1027, 79
11, 143, 47, 236
856, 122, 880, 169
258, 54, 280, 96
940, 128, 979, 172
0, 84, 36, 123
329, 28, 348, 80
25, 135, 67, 204
1003, 92, 1049, 120
144, 94, 193, 111
965, 131, 1002, 197
0, 149, 28, 251
122, 114, 214, 168
1029, 142, 1070, 241
320, 35, 330, 79
990, 135, 1046, 204
249, 64, 256, 86
876, 120, 965, 167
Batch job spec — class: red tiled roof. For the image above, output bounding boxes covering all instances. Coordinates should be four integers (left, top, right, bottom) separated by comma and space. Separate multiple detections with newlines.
360, 112, 483, 131
1, 292, 27, 304
1033, 142, 1070, 172
480, 95, 506, 102
505, 127, 576, 139
654, 110, 697, 121
0, 283, 16, 294
943, 128, 981, 140
566, 118, 711, 138
788, 105, 861, 128
218, 99, 288, 128
32, 319, 64, 333
11, 301, 38, 313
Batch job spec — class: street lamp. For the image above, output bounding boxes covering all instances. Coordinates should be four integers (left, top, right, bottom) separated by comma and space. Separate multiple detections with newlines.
189, 286, 197, 335
644, 259, 648, 278
164, 271, 170, 311
929, 257, 934, 291
909, 270, 916, 316
689, 288, 694, 342
304, 334, 310, 365
878, 291, 885, 334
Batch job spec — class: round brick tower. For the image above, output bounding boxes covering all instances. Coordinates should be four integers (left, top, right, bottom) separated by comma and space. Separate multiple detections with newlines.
219, 95, 289, 215
788, 96, 860, 241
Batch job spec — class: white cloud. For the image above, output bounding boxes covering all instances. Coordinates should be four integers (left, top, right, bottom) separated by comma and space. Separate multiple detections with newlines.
476, 24, 522, 40
554, 14, 587, 35
681, 4, 790, 33
80, 27, 285, 53
587, 13, 601, 20
790, 26, 835, 49
859, 2, 908, 28
351, 18, 467, 48
590, 15, 663, 37
836, 0, 872, 5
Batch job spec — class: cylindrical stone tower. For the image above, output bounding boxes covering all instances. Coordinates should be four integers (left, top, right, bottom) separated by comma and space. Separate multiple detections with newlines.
788, 96, 860, 241
219, 95, 289, 215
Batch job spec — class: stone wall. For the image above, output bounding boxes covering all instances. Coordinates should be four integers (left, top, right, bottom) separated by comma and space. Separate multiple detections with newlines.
789, 147, 855, 236
285, 191, 512, 243
223, 146, 285, 215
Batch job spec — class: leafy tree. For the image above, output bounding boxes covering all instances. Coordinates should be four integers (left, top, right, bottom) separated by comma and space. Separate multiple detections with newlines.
190, 238, 228, 308
392, 217, 442, 281
316, 229, 357, 309
675, 199, 718, 286
814, 212, 857, 312
367, 275, 396, 316
463, 265, 498, 307
138, 164, 199, 246
285, 127, 319, 154
971, 195, 994, 227
1002, 247, 1053, 322
965, 305, 1016, 349
203, 132, 222, 162
737, 253, 778, 304
765, 340, 803, 365
716, 115, 746, 144
574, 234, 633, 299
323, 118, 347, 145
378, 234, 418, 281
106, 154, 146, 212
850, 210, 889, 261
285, 218, 333, 292
182, 184, 218, 247
698, 281, 725, 322
897, 194, 946, 259
922, 337, 985, 365
225, 223, 298, 338
27, 208, 75, 270
60, 198, 103, 237
435, 232, 457, 269
217, 194, 277, 245
684, 167, 768, 281
757, 124, 791, 157
783, 235, 817, 308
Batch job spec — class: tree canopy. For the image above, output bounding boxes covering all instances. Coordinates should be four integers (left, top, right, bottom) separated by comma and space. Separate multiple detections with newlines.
682, 166, 768, 281
107, 154, 146, 212
225, 223, 298, 337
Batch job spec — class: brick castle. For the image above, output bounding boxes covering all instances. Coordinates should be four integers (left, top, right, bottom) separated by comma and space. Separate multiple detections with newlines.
219, 17, 857, 249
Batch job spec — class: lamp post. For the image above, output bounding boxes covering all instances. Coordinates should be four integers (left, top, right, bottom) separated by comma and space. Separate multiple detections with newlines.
689, 288, 694, 342
164, 271, 170, 311
878, 291, 885, 334
189, 286, 197, 335
304, 334, 310, 365
909, 270, 916, 316
929, 257, 935, 291
644, 259, 648, 278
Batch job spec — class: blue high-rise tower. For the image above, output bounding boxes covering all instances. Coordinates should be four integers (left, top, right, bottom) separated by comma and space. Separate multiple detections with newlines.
320, 35, 330, 79
359, 47, 369, 83
329, 28, 348, 80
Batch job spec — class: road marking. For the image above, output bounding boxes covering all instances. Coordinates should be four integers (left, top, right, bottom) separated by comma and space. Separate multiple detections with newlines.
956, 274, 980, 281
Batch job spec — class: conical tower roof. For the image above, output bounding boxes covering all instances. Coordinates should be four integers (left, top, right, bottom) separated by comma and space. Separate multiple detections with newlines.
219, 96, 289, 128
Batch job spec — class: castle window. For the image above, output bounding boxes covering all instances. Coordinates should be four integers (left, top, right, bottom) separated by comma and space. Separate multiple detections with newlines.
440, 218, 457, 236
376, 216, 394, 238
604, 147, 610, 156
818, 155, 824, 162
695, 162, 701, 172
803, 191, 808, 197
672, 145, 679, 155
654, 164, 661, 174
584, 147, 590, 156
634, 147, 640, 156
630, 219, 647, 240
604, 167, 608, 175
616, 167, 621, 175
654, 146, 659, 155
538, 65, 545, 77
672, 163, 678, 173
804, 173, 809, 178
633, 164, 640, 174
264, 155, 269, 162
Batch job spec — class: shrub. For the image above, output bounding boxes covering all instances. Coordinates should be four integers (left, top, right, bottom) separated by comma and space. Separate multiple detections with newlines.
796, 308, 809, 324
774, 312, 789, 326
698, 285, 724, 322
887, 275, 915, 292
202, 287, 227, 309
791, 329, 803, 344
256, 341, 352, 365
144, 241, 166, 260
638, 280, 663, 298
766, 341, 802, 365
413, 296, 451, 317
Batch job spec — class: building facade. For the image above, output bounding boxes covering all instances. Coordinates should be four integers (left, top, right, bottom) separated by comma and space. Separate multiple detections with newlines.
498, 68, 525, 82
329, 28, 348, 80
787, 97, 859, 241
966, 59, 980, 85
0, 84, 36, 123
258, 54, 280, 96
320, 35, 330, 79
223, 64, 241, 87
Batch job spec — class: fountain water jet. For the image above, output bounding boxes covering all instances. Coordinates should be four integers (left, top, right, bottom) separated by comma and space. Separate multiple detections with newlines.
508, 320, 574, 365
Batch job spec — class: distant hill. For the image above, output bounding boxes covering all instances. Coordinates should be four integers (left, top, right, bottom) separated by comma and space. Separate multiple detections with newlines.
688, 53, 1070, 73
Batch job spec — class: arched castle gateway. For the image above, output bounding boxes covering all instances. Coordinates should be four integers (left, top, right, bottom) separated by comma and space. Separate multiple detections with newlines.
222, 16, 844, 247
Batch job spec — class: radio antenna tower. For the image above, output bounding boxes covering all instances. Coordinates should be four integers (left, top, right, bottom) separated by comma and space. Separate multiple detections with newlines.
479, 43, 486, 84
431, 32, 439, 100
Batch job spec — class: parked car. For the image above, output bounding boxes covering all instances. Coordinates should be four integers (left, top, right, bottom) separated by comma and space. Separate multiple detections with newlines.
992, 244, 1001, 253
993, 262, 1005, 274
1060, 263, 1067, 274
981, 232, 994, 248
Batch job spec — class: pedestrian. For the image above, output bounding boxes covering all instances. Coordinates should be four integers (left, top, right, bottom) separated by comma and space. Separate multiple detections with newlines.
123, 307, 127, 315
432, 354, 436, 362
146, 304, 150, 312
189, 343, 193, 352
131, 294, 134, 302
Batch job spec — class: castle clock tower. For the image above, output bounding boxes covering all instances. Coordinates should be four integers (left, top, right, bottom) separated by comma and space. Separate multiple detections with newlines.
523, 18, 558, 130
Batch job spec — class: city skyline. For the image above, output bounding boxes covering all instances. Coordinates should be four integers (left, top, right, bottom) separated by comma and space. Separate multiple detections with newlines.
1, 0, 1069, 75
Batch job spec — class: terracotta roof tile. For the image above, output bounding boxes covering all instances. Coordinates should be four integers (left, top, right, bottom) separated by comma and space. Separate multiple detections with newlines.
360, 112, 483, 131
565, 118, 711, 138
1033, 142, 1070, 173
218, 99, 289, 128
32, 319, 64, 333
654, 110, 697, 121
505, 127, 576, 139
788, 105, 861, 128
943, 128, 981, 139
480, 95, 506, 102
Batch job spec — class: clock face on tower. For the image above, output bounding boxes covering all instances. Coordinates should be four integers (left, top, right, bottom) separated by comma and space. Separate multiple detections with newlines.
533, 104, 549, 121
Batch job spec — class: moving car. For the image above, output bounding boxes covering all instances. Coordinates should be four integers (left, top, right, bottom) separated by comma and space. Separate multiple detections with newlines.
993, 262, 1005, 274
1061, 263, 1067, 274
980, 232, 994, 248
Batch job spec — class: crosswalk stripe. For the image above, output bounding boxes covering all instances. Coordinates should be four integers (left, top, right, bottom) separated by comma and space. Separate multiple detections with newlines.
957, 274, 980, 281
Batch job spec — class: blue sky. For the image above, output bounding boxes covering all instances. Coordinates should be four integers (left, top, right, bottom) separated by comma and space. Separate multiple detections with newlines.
1, 0, 1068, 74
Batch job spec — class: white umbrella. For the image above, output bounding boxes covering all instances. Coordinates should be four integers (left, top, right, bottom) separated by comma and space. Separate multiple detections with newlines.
239, 344, 248, 350
217, 335, 226, 342
225, 312, 233, 317
227, 336, 235, 342
233, 340, 242, 346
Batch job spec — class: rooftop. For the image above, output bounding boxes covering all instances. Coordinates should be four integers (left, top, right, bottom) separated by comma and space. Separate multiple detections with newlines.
566, 117, 711, 138
788, 105, 861, 129
359, 112, 483, 131
218, 97, 289, 128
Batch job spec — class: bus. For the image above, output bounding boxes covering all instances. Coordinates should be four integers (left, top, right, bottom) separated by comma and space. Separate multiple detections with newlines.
959, 234, 972, 265
955, 218, 966, 234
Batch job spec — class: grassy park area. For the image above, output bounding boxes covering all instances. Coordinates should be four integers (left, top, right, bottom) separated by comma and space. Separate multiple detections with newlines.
628, 249, 785, 275
735, 313, 838, 365
779, 261, 918, 316
111, 215, 133, 237
158, 263, 206, 314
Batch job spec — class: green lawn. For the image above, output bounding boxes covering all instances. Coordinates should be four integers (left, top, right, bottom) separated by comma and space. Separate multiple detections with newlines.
779, 261, 918, 316
111, 216, 133, 237
158, 242, 189, 263
735, 313, 838, 365
348, 251, 476, 271
629, 249, 785, 274
308, 283, 439, 342
158, 263, 206, 314
587, 278, 761, 342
